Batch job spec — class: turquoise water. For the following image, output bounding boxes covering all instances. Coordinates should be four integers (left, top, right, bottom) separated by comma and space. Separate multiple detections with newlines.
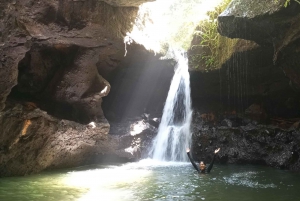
1, 160, 300, 201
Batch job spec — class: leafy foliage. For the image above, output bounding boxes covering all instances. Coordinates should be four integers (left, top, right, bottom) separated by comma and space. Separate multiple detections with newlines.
189, 0, 300, 71
282, 0, 300, 7
188, 0, 233, 71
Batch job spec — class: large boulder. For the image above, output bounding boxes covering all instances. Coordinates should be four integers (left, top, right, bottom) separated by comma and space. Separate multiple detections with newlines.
218, 0, 300, 91
0, 102, 156, 176
218, 0, 300, 46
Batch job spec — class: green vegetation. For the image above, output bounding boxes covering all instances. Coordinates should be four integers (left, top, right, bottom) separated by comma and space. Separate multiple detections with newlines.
188, 0, 236, 71
284, 0, 300, 7
189, 0, 300, 71
276, 0, 300, 7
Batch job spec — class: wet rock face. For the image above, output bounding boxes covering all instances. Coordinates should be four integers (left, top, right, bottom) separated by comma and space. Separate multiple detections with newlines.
191, 113, 300, 170
190, 43, 300, 120
0, 102, 156, 176
278, 38, 300, 92
109, 119, 158, 159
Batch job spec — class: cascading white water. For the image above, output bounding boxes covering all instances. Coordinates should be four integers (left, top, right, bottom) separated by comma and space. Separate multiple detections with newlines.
150, 51, 192, 161
127, 0, 224, 162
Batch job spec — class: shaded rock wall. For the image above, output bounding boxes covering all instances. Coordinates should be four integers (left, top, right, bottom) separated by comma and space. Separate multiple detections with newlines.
218, 0, 300, 91
217, 0, 298, 46
187, 0, 300, 170
102, 44, 175, 122
0, 0, 161, 176
190, 42, 300, 120
191, 114, 300, 170
0, 0, 139, 123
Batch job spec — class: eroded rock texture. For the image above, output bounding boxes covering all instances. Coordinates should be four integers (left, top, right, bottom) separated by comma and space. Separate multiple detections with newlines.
0, 0, 139, 122
0, 0, 161, 176
191, 114, 300, 170
0, 102, 156, 176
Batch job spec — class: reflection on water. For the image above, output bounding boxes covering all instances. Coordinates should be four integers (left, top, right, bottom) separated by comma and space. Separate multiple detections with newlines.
1, 159, 300, 201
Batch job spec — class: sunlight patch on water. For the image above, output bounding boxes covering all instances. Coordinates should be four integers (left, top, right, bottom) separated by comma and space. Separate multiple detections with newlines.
62, 160, 190, 201
64, 167, 151, 188
77, 188, 133, 201
2, 164, 300, 201
63, 164, 153, 201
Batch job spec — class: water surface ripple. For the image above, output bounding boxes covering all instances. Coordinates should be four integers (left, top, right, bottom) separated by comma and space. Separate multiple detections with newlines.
1, 160, 299, 201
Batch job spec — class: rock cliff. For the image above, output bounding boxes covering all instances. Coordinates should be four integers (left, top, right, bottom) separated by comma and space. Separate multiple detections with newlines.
0, 0, 161, 176
187, 0, 300, 170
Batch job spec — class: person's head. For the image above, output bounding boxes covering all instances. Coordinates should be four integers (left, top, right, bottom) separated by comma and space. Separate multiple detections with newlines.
199, 161, 206, 171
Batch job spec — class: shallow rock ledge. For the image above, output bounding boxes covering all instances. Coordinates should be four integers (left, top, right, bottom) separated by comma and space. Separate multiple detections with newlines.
0, 102, 154, 177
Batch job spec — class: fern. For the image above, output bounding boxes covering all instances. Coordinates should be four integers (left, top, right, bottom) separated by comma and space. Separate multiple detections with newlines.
189, 0, 232, 71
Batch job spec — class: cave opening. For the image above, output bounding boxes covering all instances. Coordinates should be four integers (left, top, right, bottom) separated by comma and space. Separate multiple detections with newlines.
8, 44, 92, 124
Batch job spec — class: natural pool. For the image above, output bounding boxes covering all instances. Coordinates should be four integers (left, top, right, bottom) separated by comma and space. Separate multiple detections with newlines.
1, 159, 300, 201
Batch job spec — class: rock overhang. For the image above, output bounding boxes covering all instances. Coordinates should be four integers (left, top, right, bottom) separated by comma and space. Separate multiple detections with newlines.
99, 0, 155, 7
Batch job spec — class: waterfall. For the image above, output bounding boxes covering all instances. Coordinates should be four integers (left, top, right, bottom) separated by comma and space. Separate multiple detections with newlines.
150, 51, 192, 161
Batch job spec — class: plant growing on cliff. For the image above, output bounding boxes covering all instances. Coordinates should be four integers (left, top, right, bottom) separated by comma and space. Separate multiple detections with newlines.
188, 0, 235, 71
282, 0, 300, 7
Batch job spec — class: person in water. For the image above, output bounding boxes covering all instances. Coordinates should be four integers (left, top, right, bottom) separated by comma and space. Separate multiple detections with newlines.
186, 147, 220, 173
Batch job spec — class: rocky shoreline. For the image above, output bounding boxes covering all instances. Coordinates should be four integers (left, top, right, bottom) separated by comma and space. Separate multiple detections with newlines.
191, 111, 300, 170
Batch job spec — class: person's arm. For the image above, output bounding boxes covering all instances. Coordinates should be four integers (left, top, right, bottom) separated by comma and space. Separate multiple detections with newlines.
206, 154, 216, 173
187, 149, 200, 172
207, 148, 220, 173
